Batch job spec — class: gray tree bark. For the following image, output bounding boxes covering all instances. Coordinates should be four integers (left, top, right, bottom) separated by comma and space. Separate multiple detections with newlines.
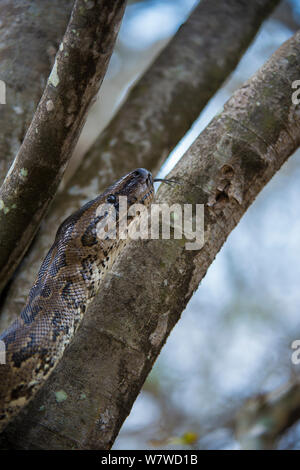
1, 28, 299, 450
0, 0, 74, 183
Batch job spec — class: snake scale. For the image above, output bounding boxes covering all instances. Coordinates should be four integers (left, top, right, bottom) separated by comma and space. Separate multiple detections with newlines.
0, 168, 154, 433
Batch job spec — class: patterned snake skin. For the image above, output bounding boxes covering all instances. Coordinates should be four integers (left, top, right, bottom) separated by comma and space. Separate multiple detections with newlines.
0, 168, 154, 432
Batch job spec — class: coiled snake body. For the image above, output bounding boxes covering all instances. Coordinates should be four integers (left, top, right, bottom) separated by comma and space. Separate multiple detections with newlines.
0, 168, 154, 432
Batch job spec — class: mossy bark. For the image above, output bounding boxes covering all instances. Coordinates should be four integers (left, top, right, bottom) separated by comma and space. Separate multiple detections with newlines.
1, 29, 299, 450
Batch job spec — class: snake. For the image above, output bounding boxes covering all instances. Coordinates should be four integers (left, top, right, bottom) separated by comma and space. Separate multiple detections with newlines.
0, 168, 154, 433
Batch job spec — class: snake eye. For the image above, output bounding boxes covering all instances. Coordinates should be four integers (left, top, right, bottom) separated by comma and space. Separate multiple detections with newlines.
107, 194, 116, 204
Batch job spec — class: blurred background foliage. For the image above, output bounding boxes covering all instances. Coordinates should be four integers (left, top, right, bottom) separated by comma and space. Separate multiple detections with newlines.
76, 0, 300, 449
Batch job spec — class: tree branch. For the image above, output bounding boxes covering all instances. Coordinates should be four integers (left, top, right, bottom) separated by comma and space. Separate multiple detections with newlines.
235, 381, 300, 449
0, 0, 74, 183
0, 0, 127, 293
1, 29, 299, 450
0, 0, 279, 329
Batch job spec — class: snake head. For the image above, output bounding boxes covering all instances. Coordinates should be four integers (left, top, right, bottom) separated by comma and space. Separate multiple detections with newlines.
103, 168, 154, 209
54, 168, 154, 253
95, 168, 155, 241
